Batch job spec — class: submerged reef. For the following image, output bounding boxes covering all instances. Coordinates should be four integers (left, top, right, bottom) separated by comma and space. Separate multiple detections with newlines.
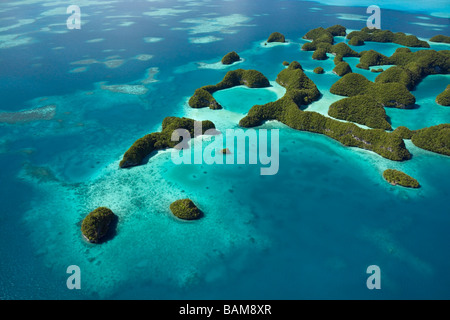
411, 124, 450, 156
120, 117, 216, 168
222, 51, 241, 65
81, 207, 118, 243
170, 199, 202, 220
347, 27, 430, 48
267, 32, 286, 43
239, 63, 410, 161
383, 169, 420, 188
0, 105, 56, 124
189, 69, 271, 109
330, 73, 416, 109
436, 85, 450, 106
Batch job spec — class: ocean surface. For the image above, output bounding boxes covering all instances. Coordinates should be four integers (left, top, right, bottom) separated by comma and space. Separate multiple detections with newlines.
0, 0, 449, 300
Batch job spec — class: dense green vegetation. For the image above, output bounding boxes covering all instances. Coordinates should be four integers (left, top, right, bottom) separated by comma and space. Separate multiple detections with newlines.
328, 96, 391, 130
332, 61, 352, 76
374, 48, 449, 90
330, 73, 416, 108
120, 117, 216, 168
170, 199, 202, 220
313, 66, 324, 74
347, 27, 430, 47
283, 61, 290, 66
221, 51, 240, 65
411, 124, 450, 156
371, 68, 384, 73
392, 126, 413, 139
348, 36, 364, 46
267, 32, 286, 43
81, 207, 117, 243
312, 48, 328, 60
383, 169, 420, 188
430, 35, 450, 44
330, 42, 360, 57
436, 84, 450, 106
189, 88, 222, 110
239, 64, 411, 161
189, 69, 271, 109
359, 50, 390, 66
301, 25, 347, 51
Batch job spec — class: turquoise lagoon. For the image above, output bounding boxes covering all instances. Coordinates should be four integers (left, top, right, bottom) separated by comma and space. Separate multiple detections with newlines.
0, 0, 449, 299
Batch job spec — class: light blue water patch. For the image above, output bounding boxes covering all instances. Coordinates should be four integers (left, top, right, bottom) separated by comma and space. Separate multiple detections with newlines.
213, 86, 280, 114
386, 74, 450, 130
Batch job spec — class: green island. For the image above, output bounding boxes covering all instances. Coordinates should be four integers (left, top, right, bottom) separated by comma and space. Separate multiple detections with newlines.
348, 36, 365, 46
238, 62, 411, 161
436, 84, 450, 106
332, 61, 352, 77
222, 51, 241, 65
267, 32, 286, 43
328, 96, 391, 130
313, 66, 324, 74
347, 27, 430, 48
301, 25, 347, 52
312, 47, 328, 60
411, 124, 450, 156
358, 48, 450, 90
383, 169, 420, 188
120, 117, 216, 168
81, 207, 118, 243
371, 68, 384, 73
283, 61, 290, 66
330, 73, 416, 108
189, 69, 271, 109
392, 126, 413, 140
170, 199, 202, 220
430, 35, 450, 44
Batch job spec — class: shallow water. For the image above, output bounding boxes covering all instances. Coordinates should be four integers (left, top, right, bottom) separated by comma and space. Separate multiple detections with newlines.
0, 0, 449, 299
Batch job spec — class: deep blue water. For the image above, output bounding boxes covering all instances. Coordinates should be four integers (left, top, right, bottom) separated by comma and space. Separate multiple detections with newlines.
0, 0, 449, 300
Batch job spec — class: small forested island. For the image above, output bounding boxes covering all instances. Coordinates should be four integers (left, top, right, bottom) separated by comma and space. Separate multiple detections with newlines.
283, 61, 290, 66
332, 61, 352, 77
348, 36, 364, 46
170, 199, 202, 220
436, 85, 450, 106
301, 25, 347, 52
313, 66, 324, 74
383, 169, 420, 188
430, 34, 450, 44
267, 32, 286, 43
347, 27, 430, 47
81, 207, 118, 243
330, 73, 416, 108
120, 117, 216, 168
221, 51, 241, 65
238, 61, 411, 161
188, 69, 270, 109
411, 124, 450, 156
392, 126, 413, 140
312, 48, 328, 60
328, 96, 391, 130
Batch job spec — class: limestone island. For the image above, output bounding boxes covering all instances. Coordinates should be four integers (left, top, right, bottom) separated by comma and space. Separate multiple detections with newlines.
170, 199, 202, 220
267, 32, 286, 43
188, 69, 271, 110
429, 35, 450, 44
238, 62, 411, 161
222, 51, 241, 65
120, 117, 216, 168
332, 61, 352, 77
411, 124, 450, 156
313, 66, 324, 74
436, 85, 450, 106
383, 169, 420, 188
346, 27, 430, 48
81, 207, 118, 243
